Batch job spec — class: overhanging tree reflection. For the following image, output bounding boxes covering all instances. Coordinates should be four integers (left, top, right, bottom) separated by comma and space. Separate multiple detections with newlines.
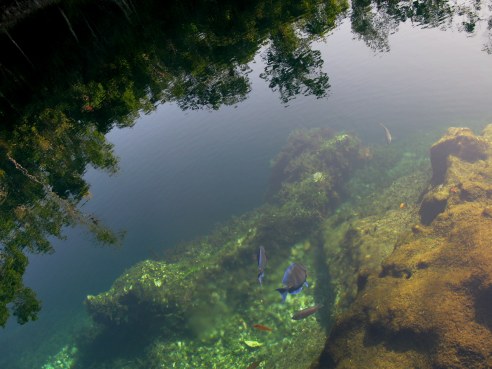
0, 0, 348, 327
350, 0, 491, 52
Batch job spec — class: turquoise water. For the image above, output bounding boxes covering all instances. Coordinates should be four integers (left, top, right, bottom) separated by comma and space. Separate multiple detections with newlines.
1, 0, 492, 367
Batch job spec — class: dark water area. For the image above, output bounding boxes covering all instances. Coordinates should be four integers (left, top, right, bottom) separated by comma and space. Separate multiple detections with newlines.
1, 0, 492, 368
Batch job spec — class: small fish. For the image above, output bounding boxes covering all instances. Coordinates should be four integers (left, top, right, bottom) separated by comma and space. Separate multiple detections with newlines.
292, 304, 323, 320
257, 246, 267, 286
253, 323, 273, 332
276, 262, 308, 302
379, 123, 392, 145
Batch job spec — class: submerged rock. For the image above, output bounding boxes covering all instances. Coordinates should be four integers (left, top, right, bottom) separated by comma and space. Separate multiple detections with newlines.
420, 127, 492, 225
320, 125, 492, 369
429, 127, 488, 185
85, 260, 197, 336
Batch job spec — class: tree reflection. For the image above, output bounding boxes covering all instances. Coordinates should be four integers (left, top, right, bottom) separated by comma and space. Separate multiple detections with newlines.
0, 106, 123, 327
351, 0, 399, 52
0, 0, 348, 326
350, 0, 491, 52
171, 65, 251, 110
261, 25, 330, 104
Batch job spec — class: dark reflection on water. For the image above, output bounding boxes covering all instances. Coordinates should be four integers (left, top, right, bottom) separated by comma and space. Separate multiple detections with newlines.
351, 0, 492, 52
0, 0, 348, 119
0, 0, 348, 328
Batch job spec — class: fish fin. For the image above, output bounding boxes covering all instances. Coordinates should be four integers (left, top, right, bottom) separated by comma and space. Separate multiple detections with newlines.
289, 286, 304, 295
304, 281, 309, 288
276, 288, 288, 302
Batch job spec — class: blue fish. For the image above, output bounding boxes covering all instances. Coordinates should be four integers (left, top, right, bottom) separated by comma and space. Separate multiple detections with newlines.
276, 263, 308, 302
257, 246, 267, 286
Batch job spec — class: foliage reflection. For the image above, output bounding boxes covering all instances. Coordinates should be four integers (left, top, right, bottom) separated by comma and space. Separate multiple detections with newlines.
0, 0, 348, 327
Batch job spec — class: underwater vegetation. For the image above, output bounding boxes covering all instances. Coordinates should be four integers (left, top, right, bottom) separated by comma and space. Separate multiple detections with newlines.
62, 128, 367, 369
42, 123, 492, 369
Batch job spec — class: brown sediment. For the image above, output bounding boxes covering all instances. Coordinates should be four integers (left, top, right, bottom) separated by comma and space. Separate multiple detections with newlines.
319, 125, 492, 369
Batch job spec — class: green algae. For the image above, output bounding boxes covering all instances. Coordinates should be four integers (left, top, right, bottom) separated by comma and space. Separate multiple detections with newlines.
41, 345, 77, 369
138, 241, 327, 369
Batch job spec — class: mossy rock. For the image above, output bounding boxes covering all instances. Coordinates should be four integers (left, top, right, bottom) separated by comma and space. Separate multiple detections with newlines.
85, 260, 199, 335
430, 127, 488, 185
269, 130, 364, 212
420, 125, 492, 225
321, 124, 492, 369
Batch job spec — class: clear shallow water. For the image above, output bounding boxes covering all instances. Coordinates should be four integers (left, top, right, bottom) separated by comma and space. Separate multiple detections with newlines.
1, 0, 492, 367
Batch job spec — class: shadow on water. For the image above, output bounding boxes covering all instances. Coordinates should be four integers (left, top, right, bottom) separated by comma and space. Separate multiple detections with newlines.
312, 230, 336, 331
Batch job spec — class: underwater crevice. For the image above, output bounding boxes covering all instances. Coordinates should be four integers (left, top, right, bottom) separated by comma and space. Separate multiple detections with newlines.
364, 323, 439, 354
419, 195, 447, 225
379, 263, 412, 279
312, 230, 336, 332
473, 284, 492, 331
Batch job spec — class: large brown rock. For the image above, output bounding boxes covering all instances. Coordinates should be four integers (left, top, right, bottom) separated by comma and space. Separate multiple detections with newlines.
420, 127, 491, 224
320, 125, 492, 369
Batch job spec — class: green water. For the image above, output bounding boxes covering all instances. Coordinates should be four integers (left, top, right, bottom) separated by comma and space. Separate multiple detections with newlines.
0, 0, 492, 368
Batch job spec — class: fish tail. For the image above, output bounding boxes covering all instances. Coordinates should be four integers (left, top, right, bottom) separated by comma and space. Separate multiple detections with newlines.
275, 288, 288, 302
258, 271, 264, 286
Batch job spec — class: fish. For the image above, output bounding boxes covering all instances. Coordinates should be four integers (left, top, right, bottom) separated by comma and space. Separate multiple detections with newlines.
257, 246, 267, 286
292, 304, 324, 320
275, 262, 308, 302
252, 323, 273, 332
379, 123, 392, 144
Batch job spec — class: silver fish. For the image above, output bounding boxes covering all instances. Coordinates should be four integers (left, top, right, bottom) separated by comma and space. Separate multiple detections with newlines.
379, 123, 392, 144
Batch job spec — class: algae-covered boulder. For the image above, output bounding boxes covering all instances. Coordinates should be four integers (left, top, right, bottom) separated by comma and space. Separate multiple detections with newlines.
85, 260, 198, 335
85, 128, 366, 332
320, 124, 492, 369
269, 129, 364, 212
420, 126, 492, 225
429, 127, 488, 185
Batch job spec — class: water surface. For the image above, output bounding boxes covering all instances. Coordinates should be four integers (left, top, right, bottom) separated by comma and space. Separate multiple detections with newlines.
1, 0, 492, 367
